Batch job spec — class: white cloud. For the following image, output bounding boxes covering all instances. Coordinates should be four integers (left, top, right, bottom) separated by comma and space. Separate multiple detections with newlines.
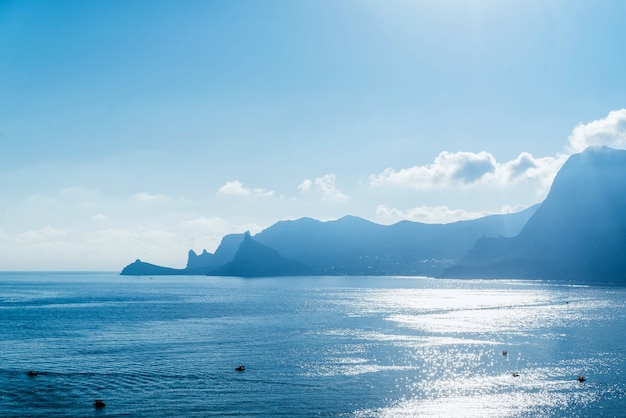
91, 214, 109, 222
133, 192, 169, 202
568, 109, 626, 152
370, 150, 566, 194
298, 174, 348, 200
370, 151, 497, 189
218, 180, 249, 196
217, 180, 274, 198
497, 153, 568, 191
375, 204, 528, 224
297, 179, 312, 192
368, 110, 626, 203
503, 152, 537, 178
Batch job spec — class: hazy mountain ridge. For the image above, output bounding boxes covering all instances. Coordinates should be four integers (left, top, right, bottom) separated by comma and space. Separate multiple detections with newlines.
121, 206, 537, 277
252, 211, 537, 276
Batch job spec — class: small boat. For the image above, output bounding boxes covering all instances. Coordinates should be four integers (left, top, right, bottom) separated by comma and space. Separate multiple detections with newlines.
235, 365, 245, 372
512, 372, 520, 377
94, 399, 106, 408
26, 371, 38, 377
502, 350, 508, 356
577, 376, 586, 383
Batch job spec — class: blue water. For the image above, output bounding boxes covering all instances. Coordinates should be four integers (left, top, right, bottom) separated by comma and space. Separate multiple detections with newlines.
0, 273, 625, 417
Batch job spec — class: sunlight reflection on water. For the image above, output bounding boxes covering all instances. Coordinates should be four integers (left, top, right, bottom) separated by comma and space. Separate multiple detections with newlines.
339, 283, 623, 417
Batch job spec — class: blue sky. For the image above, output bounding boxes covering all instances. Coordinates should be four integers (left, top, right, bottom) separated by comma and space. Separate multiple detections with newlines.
1, 0, 625, 270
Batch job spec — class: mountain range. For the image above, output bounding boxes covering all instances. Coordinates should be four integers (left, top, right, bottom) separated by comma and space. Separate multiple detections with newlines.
121, 209, 537, 277
121, 146, 626, 284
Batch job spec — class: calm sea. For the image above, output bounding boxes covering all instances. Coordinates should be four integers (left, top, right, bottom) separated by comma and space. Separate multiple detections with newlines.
0, 272, 624, 417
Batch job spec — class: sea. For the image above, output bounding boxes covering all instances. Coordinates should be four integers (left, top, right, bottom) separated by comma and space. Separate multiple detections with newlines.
0, 272, 624, 417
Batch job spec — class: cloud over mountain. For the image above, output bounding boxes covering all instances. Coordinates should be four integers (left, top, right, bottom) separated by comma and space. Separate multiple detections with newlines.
298, 174, 348, 200
370, 150, 565, 192
568, 109, 626, 152
369, 110, 626, 198
498, 153, 568, 189
369, 151, 496, 189
218, 180, 274, 198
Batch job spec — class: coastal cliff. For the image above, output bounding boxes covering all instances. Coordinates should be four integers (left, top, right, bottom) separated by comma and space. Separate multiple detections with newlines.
444, 146, 626, 283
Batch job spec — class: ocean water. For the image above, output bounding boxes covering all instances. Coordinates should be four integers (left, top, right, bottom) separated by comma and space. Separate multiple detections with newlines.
0, 273, 624, 417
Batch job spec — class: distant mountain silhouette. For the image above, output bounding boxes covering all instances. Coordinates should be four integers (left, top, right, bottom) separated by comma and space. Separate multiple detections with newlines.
186, 249, 213, 269
121, 259, 185, 275
253, 211, 537, 276
120, 207, 536, 277
122, 234, 246, 276
444, 146, 626, 283
209, 232, 311, 277
186, 233, 246, 271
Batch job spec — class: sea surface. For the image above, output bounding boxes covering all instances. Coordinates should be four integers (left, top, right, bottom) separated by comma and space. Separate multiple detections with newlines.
0, 272, 624, 417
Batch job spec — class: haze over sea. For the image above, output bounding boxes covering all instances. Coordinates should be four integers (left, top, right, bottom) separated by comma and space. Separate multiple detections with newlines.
1, 273, 624, 417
